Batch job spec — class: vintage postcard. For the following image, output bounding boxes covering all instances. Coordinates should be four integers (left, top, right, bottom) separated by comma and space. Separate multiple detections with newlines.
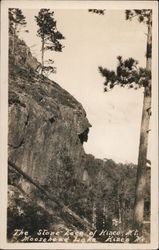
0, 0, 158, 249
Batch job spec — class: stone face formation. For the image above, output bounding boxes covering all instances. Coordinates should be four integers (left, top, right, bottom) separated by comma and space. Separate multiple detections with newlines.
8, 34, 91, 195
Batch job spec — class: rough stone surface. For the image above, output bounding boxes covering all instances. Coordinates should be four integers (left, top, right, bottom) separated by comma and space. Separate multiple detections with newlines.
8, 36, 91, 193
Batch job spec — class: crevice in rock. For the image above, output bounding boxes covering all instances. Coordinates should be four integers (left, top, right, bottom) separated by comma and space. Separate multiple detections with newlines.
8, 137, 25, 149
25, 114, 29, 127
78, 128, 89, 144
49, 117, 56, 124
9, 96, 26, 108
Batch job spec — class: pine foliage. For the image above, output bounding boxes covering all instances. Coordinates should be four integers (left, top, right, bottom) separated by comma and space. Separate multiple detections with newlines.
35, 9, 65, 53
9, 8, 27, 34
9, 8, 26, 27
99, 56, 151, 92
88, 9, 105, 15
125, 9, 152, 26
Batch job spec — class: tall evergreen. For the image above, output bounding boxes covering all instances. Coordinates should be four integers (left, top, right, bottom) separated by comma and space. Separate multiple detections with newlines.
89, 8, 152, 232
35, 9, 65, 74
125, 9, 152, 231
9, 8, 27, 54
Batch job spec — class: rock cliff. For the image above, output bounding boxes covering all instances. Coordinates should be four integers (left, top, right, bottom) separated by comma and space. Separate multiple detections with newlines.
8, 32, 140, 242
8, 33, 95, 239
8, 35, 91, 192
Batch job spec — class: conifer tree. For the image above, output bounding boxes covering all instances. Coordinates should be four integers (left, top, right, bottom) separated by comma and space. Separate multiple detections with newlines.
9, 8, 27, 54
125, 9, 152, 231
35, 9, 65, 75
89, 8, 152, 231
98, 9, 152, 232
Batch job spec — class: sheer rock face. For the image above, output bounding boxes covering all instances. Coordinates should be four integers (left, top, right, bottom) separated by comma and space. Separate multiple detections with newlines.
8, 75, 91, 188
9, 33, 40, 71
8, 36, 91, 192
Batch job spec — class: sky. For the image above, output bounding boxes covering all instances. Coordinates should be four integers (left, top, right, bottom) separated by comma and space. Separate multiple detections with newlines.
20, 9, 151, 164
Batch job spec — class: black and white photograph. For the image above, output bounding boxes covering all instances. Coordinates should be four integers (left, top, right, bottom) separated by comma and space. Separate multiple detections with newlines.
0, 1, 158, 249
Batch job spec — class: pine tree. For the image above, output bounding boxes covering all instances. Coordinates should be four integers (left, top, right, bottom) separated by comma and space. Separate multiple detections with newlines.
98, 9, 152, 232
9, 8, 27, 54
35, 9, 65, 75
125, 9, 152, 231
89, 8, 152, 231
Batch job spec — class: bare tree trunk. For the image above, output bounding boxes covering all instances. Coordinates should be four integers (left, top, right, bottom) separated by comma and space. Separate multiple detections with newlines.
118, 199, 122, 225
41, 35, 44, 74
92, 202, 96, 229
133, 21, 152, 230
103, 203, 106, 228
12, 26, 15, 55
13, 23, 17, 56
